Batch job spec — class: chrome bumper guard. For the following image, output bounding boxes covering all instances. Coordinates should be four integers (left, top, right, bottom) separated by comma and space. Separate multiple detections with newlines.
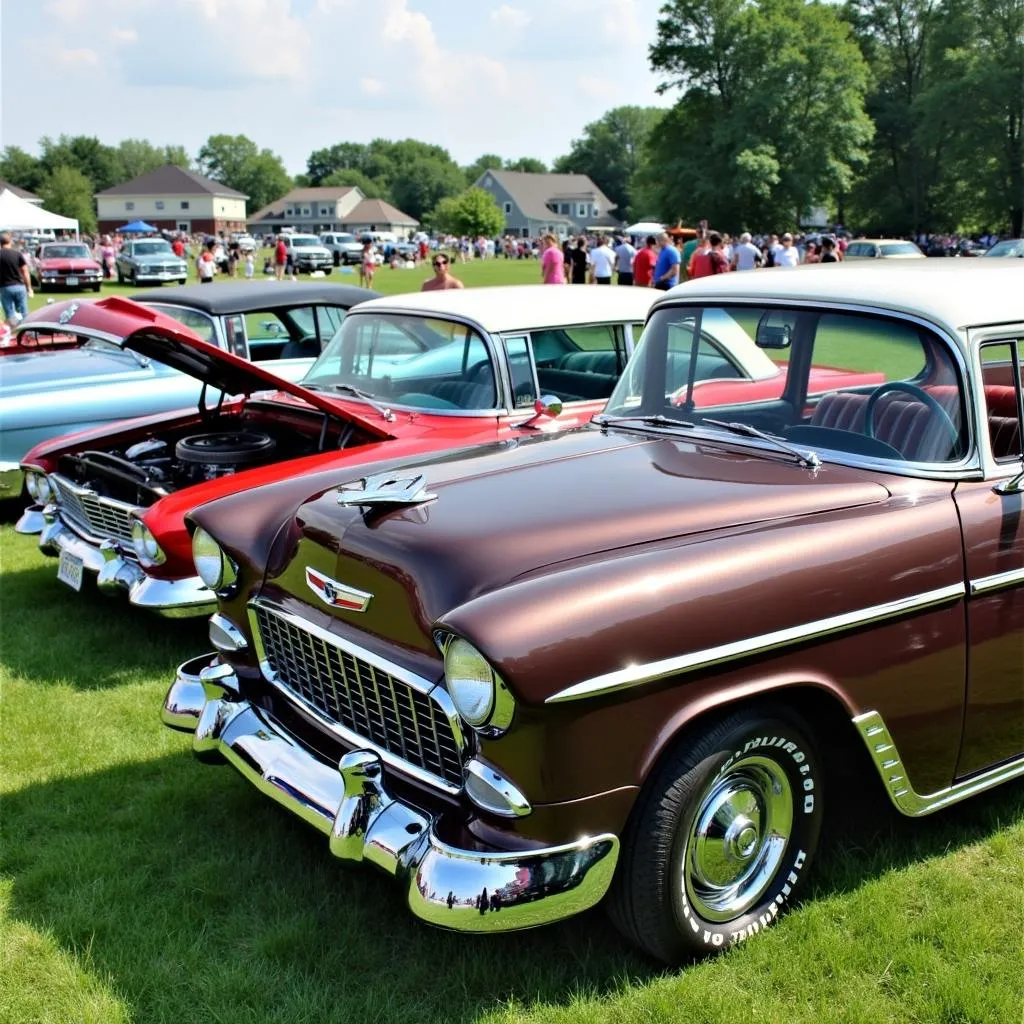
38, 509, 215, 618
163, 654, 619, 933
15, 504, 45, 534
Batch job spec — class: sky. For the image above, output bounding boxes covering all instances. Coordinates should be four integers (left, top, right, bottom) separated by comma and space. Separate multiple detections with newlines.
0, 0, 675, 174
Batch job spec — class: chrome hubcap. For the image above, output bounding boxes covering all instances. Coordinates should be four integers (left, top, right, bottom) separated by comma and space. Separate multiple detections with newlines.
683, 755, 793, 922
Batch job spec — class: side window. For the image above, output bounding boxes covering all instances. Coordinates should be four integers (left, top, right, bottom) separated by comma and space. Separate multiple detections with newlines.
246, 307, 315, 360
140, 305, 217, 345
980, 342, 1023, 462
224, 315, 247, 359
315, 305, 346, 341
503, 335, 538, 408
813, 313, 926, 381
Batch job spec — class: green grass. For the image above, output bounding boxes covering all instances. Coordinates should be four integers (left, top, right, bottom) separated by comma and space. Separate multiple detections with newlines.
1, 525, 1023, 1024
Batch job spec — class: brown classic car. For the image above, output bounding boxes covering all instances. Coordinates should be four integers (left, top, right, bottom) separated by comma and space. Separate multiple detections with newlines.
163, 262, 1023, 962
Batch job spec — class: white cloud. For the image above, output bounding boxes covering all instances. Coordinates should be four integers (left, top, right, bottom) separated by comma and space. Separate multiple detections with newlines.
110, 27, 138, 44
490, 5, 532, 31
55, 47, 100, 68
359, 77, 385, 96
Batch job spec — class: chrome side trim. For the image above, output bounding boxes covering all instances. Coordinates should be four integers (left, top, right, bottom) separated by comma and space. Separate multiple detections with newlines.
970, 567, 1024, 595
209, 613, 248, 652
853, 710, 1024, 816
546, 583, 967, 703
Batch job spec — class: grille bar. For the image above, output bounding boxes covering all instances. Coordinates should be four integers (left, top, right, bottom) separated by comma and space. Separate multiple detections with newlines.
51, 474, 138, 545
252, 602, 464, 791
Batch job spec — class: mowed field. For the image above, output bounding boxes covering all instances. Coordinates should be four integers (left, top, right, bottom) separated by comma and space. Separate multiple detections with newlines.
2, 256, 1023, 1023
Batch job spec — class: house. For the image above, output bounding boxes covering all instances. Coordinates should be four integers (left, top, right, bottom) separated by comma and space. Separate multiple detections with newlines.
0, 180, 42, 205
95, 165, 247, 235
473, 170, 621, 238
247, 187, 419, 237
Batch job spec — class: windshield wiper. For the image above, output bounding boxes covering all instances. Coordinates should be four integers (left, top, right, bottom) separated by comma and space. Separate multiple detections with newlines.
595, 413, 697, 430
328, 382, 396, 422
702, 418, 821, 469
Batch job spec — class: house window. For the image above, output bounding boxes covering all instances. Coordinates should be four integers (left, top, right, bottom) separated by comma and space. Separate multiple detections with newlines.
180, 201, 189, 210
504, 202, 512, 214
560, 203, 569, 215
155, 200, 165, 210
302, 206, 311, 216
320, 206, 330, 215
125, 201, 135, 211
578, 203, 586, 216
592, 204, 599, 216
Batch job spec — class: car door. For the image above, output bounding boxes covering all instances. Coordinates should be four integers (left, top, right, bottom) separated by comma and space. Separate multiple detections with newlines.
953, 329, 1024, 777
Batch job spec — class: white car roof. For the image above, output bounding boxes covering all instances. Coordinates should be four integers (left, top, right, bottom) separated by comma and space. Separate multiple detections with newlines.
354, 285, 659, 334
661, 261, 1024, 340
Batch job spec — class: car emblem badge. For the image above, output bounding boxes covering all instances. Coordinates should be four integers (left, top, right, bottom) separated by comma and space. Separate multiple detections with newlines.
58, 302, 79, 325
305, 567, 372, 612
337, 470, 436, 507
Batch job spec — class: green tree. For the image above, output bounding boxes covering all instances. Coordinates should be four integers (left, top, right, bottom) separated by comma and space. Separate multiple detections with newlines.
197, 134, 291, 212
554, 106, 664, 221
115, 139, 191, 182
504, 156, 548, 173
38, 166, 96, 233
306, 142, 369, 184
648, 0, 873, 229
463, 153, 506, 185
0, 146, 45, 192
389, 156, 467, 222
429, 188, 506, 237
38, 135, 122, 193
321, 169, 386, 198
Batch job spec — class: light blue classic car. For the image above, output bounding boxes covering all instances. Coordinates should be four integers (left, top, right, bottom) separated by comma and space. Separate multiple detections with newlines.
0, 283, 376, 498
116, 238, 189, 285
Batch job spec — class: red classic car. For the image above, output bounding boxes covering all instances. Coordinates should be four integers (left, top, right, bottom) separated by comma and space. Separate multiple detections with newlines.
163, 261, 1022, 962
31, 241, 103, 292
18, 286, 660, 616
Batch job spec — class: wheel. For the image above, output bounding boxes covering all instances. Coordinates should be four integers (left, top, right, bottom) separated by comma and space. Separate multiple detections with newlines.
117, 268, 124, 284
92, 284, 101, 293
130, 270, 138, 287
608, 706, 823, 963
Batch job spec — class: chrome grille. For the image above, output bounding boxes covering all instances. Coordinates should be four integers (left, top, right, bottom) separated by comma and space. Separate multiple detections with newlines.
51, 475, 137, 545
253, 603, 464, 790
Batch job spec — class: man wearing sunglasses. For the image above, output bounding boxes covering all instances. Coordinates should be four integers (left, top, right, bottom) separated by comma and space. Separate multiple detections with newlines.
421, 253, 465, 291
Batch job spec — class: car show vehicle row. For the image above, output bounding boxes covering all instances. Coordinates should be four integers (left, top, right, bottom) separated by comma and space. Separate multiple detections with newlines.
7, 265, 1024, 963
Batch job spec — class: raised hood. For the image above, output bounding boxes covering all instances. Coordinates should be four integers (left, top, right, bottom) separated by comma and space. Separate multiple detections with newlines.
16, 296, 370, 423
266, 427, 890, 653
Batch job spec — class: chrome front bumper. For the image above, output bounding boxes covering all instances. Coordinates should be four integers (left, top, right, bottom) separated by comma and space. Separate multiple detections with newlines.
15, 503, 45, 534
38, 511, 216, 618
163, 654, 619, 933
0, 463, 23, 498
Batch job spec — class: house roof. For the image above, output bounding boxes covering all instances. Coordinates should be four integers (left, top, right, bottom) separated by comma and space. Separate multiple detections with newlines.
476, 170, 616, 221
248, 186, 359, 224
95, 165, 247, 199
342, 197, 419, 227
0, 179, 41, 202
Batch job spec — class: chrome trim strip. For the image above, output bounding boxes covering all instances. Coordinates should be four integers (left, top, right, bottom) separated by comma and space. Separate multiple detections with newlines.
209, 613, 248, 651
970, 567, 1024, 595
546, 583, 967, 703
854, 709, 1024, 816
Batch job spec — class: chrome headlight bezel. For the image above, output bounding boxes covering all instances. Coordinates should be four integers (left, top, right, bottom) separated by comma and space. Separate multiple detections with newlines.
131, 517, 166, 567
25, 472, 39, 500
36, 474, 53, 504
439, 634, 515, 735
192, 526, 237, 592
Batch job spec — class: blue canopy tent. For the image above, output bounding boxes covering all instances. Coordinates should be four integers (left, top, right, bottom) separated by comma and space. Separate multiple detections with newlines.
117, 219, 159, 233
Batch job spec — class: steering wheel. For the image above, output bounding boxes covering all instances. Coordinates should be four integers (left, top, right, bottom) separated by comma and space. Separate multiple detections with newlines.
864, 381, 960, 453
464, 359, 493, 383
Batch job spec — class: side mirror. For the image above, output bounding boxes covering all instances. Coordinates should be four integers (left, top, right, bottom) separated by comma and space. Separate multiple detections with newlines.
518, 394, 563, 429
755, 311, 794, 349
994, 468, 1024, 495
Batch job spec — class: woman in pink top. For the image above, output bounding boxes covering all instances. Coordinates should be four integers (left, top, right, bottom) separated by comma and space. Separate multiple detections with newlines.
540, 234, 565, 284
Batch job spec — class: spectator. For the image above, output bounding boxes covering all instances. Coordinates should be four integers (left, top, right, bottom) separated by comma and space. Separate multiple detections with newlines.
688, 235, 713, 279
171, 236, 185, 259
614, 236, 636, 286
775, 232, 800, 268
820, 237, 839, 263
652, 232, 681, 290
274, 236, 288, 281
766, 233, 783, 267
708, 232, 730, 274
360, 241, 376, 288
0, 232, 32, 323
633, 235, 657, 287
244, 249, 255, 279
421, 253, 464, 291
539, 234, 565, 284
590, 236, 616, 284
197, 245, 216, 284
566, 237, 589, 285
680, 231, 701, 275
731, 231, 763, 271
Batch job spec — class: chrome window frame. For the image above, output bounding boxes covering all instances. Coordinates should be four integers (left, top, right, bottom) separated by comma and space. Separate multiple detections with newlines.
967, 324, 1024, 481
136, 303, 224, 351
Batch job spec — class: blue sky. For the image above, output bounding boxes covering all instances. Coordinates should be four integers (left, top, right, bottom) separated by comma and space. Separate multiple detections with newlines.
1, 0, 674, 174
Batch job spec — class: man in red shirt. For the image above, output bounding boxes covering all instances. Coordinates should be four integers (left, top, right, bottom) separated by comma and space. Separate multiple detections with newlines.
632, 235, 657, 287
172, 237, 185, 258
688, 235, 713, 279
274, 236, 288, 281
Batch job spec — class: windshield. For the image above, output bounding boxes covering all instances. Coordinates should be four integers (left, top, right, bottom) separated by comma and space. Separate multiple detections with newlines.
304, 312, 498, 411
605, 304, 969, 467
984, 240, 1024, 257
879, 242, 922, 256
291, 236, 320, 248
42, 245, 91, 259
133, 241, 173, 256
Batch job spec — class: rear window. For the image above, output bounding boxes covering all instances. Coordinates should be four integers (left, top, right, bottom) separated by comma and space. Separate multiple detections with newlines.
879, 242, 921, 256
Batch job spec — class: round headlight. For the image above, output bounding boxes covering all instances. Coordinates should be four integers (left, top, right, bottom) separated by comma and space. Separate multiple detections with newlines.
25, 473, 39, 500
192, 527, 236, 591
36, 475, 53, 504
444, 638, 496, 727
131, 518, 165, 566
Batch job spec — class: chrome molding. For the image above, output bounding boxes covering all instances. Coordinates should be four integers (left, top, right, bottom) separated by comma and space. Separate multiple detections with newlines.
546, 583, 967, 703
969, 567, 1024, 595
854, 709, 1024, 816
463, 757, 531, 818
209, 613, 248, 652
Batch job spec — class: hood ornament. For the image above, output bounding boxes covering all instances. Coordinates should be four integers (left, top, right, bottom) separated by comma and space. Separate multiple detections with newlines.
337, 470, 436, 508
305, 567, 372, 612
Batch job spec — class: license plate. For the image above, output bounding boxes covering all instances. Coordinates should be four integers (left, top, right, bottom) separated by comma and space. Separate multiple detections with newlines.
57, 550, 84, 591
158, 272, 172, 279
65, 276, 79, 286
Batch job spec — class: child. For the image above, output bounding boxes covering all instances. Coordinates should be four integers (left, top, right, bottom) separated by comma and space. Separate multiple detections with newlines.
197, 248, 216, 283
244, 250, 255, 279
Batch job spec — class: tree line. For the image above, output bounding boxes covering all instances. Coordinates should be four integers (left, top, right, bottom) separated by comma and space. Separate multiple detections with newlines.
2, 0, 1020, 238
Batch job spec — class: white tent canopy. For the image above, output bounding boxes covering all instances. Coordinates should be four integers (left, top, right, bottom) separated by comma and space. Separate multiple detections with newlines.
0, 189, 79, 235
624, 221, 665, 235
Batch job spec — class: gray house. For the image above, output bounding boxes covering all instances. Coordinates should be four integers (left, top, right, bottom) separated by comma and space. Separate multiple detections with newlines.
474, 170, 621, 238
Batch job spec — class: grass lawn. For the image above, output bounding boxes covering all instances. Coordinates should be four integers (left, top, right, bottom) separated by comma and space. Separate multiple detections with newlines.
1, 523, 1023, 1024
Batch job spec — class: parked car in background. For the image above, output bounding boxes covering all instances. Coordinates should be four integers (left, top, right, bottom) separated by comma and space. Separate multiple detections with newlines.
164, 261, 1022, 962
844, 239, 925, 260
116, 238, 188, 286
230, 232, 257, 252
982, 239, 1024, 257
280, 234, 334, 274
17, 285, 657, 615
1, 285, 375, 499
31, 242, 103, 292
320, 232, 363, 266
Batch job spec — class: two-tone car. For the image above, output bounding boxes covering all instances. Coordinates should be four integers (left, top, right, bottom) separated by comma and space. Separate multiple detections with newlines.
281, 234, 334, 274
16, 285, 659, 616
31, 241, 103, 292
164, 261, 1022, 962
116, 238, 188, 286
